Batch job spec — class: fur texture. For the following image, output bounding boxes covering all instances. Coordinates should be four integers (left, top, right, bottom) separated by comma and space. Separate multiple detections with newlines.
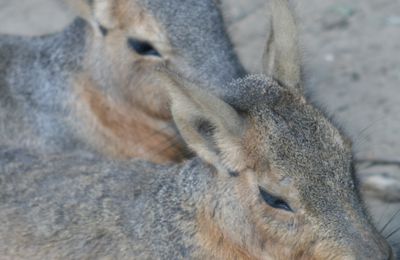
0, 0, 244, 163
0, 74, 393, 259
0, 0, 395, 258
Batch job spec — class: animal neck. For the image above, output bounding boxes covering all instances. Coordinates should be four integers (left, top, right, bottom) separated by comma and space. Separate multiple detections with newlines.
195, 210, 255, 260
174, 162, 257, 259
0, 18, 90, 153
37, 18, 89, 72
71, 72, 187, 163
139, 159, 215, 257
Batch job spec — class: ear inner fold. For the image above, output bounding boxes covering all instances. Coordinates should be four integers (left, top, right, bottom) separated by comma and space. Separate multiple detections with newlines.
157, 67, 246, 172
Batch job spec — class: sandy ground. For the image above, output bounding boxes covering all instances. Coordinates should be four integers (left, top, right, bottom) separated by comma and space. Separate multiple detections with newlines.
1, 0, 400, 248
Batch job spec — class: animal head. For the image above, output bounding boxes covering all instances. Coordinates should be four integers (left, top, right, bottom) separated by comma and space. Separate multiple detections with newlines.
64, 0, 244, 162
65, 0, 243, 118
160, 0, 394, 258
162, 72, 393, 260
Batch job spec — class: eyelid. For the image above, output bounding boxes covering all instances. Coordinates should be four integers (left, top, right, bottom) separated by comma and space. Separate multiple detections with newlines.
259, 187, 293, 212
127, 38, 161, 57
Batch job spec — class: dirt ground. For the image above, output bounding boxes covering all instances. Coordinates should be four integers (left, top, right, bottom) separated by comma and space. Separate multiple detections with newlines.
1, 0, 399, 248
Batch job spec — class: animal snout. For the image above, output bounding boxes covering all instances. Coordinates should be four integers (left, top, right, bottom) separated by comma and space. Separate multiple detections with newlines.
308, 236, 393, 260
344, 241, 393, 260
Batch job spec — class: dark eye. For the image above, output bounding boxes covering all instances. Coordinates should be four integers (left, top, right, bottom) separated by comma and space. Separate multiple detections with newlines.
127, 38, 161, 57
259, 187, 293, 212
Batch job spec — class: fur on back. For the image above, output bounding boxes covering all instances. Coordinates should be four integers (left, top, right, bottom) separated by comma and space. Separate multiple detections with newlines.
0, 146, 208, 259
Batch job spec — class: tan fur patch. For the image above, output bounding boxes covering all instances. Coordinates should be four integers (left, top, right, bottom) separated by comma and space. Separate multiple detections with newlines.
71, 74, 187, 163
196, 210, 255, 260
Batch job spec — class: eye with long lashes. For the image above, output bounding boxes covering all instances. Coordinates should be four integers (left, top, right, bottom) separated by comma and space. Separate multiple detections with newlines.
127, 38, 161, 57
259, 186, 293, 212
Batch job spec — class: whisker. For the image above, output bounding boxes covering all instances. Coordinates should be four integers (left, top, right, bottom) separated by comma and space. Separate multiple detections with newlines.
355, 118, 384, 139
376, 204, 389, 229
355, 159, 400, 166
385, 225, 400, 240
351, 117, 389, 158
380, 208, 400, 234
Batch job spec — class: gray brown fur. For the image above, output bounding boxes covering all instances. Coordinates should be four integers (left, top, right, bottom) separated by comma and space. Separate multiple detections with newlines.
0, 73, 394, 259
0, 0, 396, 258
0, 147, 201, 259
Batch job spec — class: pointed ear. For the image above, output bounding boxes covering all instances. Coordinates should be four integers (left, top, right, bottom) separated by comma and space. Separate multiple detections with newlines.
64, 0, 117, 34
263, 0, 302, 92
158, 67, 246, 173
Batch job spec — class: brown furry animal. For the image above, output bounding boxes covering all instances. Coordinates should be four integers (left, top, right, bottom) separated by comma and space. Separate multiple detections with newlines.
0, 0, 244, 163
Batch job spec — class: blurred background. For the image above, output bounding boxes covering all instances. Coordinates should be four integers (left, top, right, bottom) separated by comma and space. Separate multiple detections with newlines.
1, 0, 399, 245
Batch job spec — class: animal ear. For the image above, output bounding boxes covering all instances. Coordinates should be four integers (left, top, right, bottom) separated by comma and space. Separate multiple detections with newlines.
64, 0, 117, 34
159, 67, 246, 173
263, 0, 302, 92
